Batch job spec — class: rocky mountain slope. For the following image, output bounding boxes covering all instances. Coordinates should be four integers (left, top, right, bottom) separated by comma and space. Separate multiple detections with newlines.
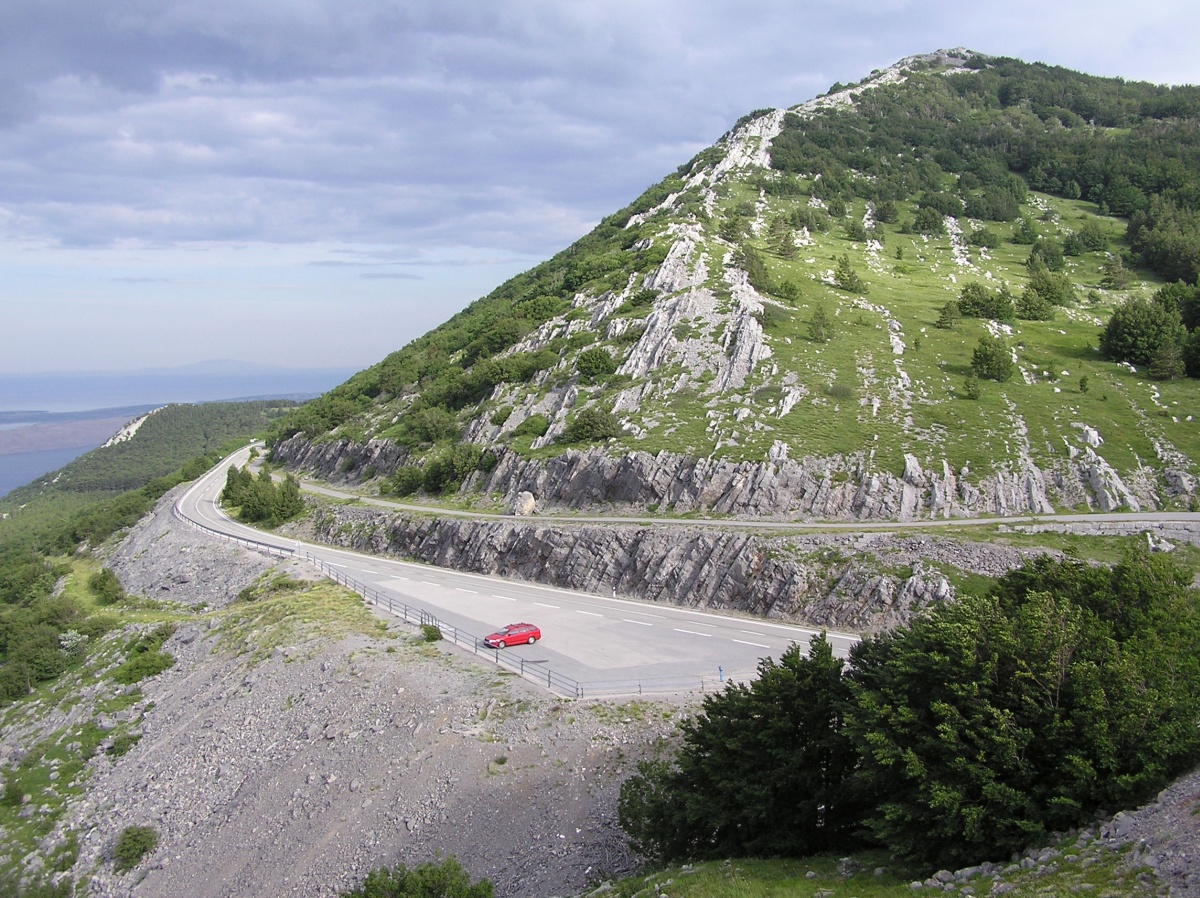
0, 487, 678, 898
270, 49, 1200, 521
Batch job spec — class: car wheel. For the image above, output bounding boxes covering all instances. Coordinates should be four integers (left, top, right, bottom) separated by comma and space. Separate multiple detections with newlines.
527, 635, 535, 644
496, 640, 506, 649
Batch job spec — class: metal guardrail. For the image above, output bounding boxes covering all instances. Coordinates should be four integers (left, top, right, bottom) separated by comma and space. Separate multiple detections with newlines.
301, 552, 584, 697
173, 495, 745, 699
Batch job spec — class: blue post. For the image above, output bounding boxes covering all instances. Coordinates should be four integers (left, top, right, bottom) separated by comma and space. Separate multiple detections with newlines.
719, 666, 724, 682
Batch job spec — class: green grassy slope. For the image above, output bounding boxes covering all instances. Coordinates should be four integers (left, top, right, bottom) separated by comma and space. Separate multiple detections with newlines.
268, 50, 1200, 514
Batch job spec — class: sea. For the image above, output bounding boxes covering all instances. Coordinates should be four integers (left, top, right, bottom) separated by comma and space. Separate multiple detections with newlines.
0, 365, 357, 499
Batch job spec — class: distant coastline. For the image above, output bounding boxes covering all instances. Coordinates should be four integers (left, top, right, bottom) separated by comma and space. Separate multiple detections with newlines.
0, 365, 357, 413
0, 362, 356, 498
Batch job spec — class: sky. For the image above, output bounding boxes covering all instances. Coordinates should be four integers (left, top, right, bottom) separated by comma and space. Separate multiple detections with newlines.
2, 0, 1199, 376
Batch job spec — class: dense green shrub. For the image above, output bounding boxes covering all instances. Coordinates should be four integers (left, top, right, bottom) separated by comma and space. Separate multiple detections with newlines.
89, 569, 125, 605
339, 858, 492, 898
558, 408, 622, 444
422, 445, 484, 494
389, 466, 425, 497
971, 334, 1015, 381
113, 825, 157, 873
112, 626, 176, 685
957, 283, 1014, 320
1101, 295, 1185, 366
576, 347, 618, 382
619, 636, 862, 863
511, 414, 550, 439
221, 467, 305, 525
621, 550, 1200, 871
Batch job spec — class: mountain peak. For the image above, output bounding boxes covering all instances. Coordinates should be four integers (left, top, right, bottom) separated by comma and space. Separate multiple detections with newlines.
272, 53, 1200, 522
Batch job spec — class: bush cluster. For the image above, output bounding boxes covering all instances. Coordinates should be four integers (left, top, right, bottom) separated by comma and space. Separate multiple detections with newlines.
620, 550, 1200, 872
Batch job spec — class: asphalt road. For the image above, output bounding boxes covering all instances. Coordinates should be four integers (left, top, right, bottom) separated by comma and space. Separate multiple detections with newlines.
177, 447, 857, 696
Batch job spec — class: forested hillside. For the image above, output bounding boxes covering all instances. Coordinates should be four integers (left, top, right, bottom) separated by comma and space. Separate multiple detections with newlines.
265, 50, 1200, 521
0, 400, 290, 703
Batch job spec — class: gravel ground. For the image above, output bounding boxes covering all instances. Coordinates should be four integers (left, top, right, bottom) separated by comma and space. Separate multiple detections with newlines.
62, 489, 688, 898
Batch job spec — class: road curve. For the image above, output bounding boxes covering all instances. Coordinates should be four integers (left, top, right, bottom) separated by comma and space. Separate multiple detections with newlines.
176, 447, 859, 697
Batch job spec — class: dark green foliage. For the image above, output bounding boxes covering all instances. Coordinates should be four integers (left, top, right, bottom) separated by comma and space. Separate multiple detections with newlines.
621, 550, 1200, 873
1127, 198, 1200, 284
874, 200, 898, 223
0, 546, 61, 606
755, 303, 790, 331
389, 466, 424, 497
1011, 216, 1039, 245
957, 283, 1014, 320
734, 244, 772, 294
112, 625, 176, 685
1015, 289, 1056, 321
972, 334, 1015, 381
1100, 296, 1185, 366
850, 550, 1200, 869
807, 305, 832, 343
88, 569, 124, 605
1028, 239, 1065, 271
935, 301, 961, 329
912, 206, 945, 235
833, 254, 867, 294
789, 206, 830, 233
422, 445, 484, 494
1063, 219, 1109, 255
22, 401, 292, 496
962, 373, 982, 400
618, 636, 863, 863
1025, 256, 1076, 305
339, 858, 492, 898
618, 288, 659, 315
511, 414, 550, 439
420, 624, 442, 642
1154, 281, 1200, 330
113, 825, 157, 873
559, 408, 622, 444
967, 226, 1001, 248
1149, 338, 1186, 381
399, 407, 460, 446
1100, 255, 1134, 289
221, 467, 305, 525
576, 347, 618, 382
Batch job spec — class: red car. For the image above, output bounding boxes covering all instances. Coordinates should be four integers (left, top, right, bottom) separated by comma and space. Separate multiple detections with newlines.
483, 622, 541, 648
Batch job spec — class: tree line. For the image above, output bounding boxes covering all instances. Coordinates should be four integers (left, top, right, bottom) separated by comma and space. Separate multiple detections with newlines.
619, 549, 1200, 872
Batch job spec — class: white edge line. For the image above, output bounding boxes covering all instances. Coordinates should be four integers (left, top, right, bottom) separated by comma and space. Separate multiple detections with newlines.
733, 639, 771, 648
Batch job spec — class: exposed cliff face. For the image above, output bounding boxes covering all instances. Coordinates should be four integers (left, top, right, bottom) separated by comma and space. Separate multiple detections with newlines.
273, 435, 1191, 522
293, 502, 1055, 634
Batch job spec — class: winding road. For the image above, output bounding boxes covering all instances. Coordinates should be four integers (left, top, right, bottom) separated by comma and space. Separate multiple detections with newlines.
177, 446, 1200, 696
176, 447, 860, 697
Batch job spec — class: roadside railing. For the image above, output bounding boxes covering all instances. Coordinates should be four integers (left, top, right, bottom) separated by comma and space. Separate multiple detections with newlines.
301, 552, 583, 698
174, 495, 745, 699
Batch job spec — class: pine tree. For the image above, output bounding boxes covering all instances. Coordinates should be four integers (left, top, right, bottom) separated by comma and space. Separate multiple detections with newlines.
808, 304, 832, 343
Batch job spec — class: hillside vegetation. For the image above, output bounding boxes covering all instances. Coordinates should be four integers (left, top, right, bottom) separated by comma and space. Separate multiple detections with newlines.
0, 400, 288, 706
269, 49, 1200, 520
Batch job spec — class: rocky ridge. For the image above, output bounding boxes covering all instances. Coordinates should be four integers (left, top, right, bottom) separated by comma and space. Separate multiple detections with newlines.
274, 436, 1191, 524
294, 499, 1063, 634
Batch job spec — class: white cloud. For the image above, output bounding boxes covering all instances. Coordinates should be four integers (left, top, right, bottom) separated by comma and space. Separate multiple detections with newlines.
0, 0, 1197, 372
